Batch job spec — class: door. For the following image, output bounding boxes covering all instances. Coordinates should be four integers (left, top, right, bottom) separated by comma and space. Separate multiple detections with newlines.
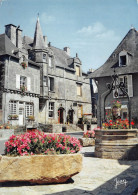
58, 108, 64, 124
19, 108, 24, 126
68, 110, 74, 124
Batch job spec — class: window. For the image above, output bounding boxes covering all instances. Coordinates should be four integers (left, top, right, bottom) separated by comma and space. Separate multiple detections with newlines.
22, 55, 26, 61
25, 103, 33, 117
43, 76, 47, 87
118, 76, 128, 96
9, 101, 17, 115
20, 76, 27, 91
48, 77, 54, 91
113, 75, 133, 98
49, 102, 54, 118
119, 51, 128, 67
49, 57, 52, 67
16, 75, 31, 91
43, 54, 46, 62
76, 66, 80, 76
77, 84, 82, 96
20, 76, 26, 88
120, 55, 126, 66
78, 105, 83, 118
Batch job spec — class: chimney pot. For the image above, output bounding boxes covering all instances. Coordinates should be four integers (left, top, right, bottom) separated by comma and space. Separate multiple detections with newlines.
63, 47, 70, 56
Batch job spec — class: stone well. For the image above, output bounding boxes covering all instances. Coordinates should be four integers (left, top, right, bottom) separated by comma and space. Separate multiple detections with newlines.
0, 153, 82, 184
95, 129, 138, 160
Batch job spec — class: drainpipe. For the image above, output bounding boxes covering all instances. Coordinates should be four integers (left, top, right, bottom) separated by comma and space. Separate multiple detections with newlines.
63, 67, 66, 124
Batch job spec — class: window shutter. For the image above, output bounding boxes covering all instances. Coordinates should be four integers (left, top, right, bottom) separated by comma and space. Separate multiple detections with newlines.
16, 74, 20, 89
127, 75, 133, 97
27, 77, 31, 91
48, 77, 50, 91
49, 58, 51, 67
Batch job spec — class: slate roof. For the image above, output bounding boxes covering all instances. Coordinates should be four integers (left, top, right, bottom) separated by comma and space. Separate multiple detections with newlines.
0, 19, 88, 74
50, 46, 75, 71
0, 34, 19, 58
87, 28, 138, 79
33, 18, 46, 49
49, 46, 89, 74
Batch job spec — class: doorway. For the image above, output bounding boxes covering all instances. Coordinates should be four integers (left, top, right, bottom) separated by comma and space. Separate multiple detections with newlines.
19, 108, 24, 126
68, 109, 74, 124
58, 108, 64, 124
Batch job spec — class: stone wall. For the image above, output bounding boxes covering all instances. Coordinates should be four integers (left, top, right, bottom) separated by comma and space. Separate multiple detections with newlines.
95, 129, 138, 160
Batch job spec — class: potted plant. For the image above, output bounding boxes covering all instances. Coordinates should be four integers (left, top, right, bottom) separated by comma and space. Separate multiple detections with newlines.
8, 115, 18, 120
0, 131, 82, 184
20, 85, 27, 92
27, 115, 35, 121
79, 129, 97, 147
21, 62, 27, 69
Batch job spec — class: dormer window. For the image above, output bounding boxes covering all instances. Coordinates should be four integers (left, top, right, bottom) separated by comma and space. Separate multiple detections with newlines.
119, 51, 128, 67
76, 66, 81, 77
120, 55, 126, 66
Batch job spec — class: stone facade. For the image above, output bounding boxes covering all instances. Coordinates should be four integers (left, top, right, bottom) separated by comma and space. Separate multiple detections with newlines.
88, 28, 138, 127
0, 18, 92, 129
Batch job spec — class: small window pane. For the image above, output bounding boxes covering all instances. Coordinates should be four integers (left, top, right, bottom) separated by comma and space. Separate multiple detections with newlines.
49, 102, 54, 118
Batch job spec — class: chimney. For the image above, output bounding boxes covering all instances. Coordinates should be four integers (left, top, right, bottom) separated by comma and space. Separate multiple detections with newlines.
89, 68, 95, 73
16, 26, 22, 49
5, 24, 22, 48
5, 24, 17, 46
43, 36, 48, 47
48, 42, 51, 47
63, 47, 70, 56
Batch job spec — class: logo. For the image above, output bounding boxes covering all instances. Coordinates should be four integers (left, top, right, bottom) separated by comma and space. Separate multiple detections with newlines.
114, 178, 128, 189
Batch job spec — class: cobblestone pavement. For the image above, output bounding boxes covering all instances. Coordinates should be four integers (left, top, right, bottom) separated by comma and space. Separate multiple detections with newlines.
0, 146, 138, 195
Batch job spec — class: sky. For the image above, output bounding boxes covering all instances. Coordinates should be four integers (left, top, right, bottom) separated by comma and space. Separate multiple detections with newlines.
0, 0, 138, 72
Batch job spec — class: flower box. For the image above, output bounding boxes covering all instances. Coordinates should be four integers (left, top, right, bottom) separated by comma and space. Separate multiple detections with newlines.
79, 137, 95, 147
1, 130, 82, 183
0, 153, 82, 184
21, 62, 27, 69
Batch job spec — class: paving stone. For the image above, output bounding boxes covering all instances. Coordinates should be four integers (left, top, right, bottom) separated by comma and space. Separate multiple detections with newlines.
0, 146, 137, 194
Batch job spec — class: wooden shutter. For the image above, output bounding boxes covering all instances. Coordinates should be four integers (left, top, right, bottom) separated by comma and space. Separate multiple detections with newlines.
77, 84, 81, 96
76, 66, 80, 76
81, 105, 83, 117
49, 58, 51, 67
27, 77, 31, 91
48, 77, 50, 91
127, 75, 133, 97
16, 74, 20, 89
51, 78, 54, 91
78, 106, 81, 118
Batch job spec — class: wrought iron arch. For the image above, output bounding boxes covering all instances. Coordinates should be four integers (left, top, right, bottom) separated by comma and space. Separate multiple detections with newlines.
101, 69, 131, 128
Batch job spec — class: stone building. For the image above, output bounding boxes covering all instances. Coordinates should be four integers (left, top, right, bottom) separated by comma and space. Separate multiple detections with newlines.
0, 18, 91, 128
88, 28, 138, 127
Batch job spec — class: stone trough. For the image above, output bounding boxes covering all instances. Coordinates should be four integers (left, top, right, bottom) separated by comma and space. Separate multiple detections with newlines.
79, 138, 95, 147
0, 153, 82, 184
95, 129, 138, 160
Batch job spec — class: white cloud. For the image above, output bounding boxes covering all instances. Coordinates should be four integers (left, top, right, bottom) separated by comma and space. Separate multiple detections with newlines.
77, 22, 106, 35
77, 22, 120, 42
